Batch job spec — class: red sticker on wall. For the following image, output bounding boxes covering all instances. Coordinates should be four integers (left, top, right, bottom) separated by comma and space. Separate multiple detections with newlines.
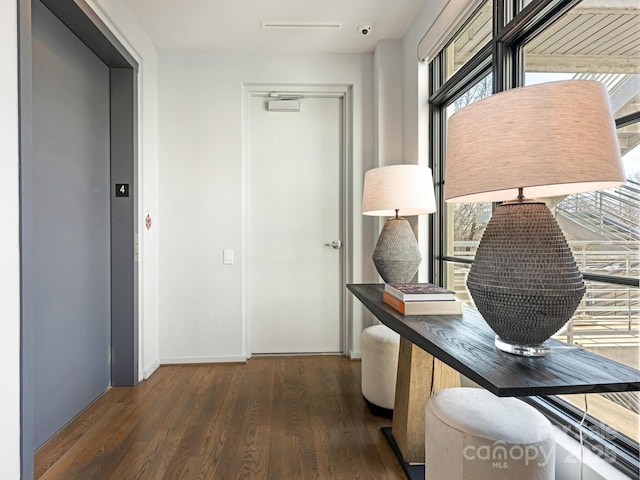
144, 211, 152, 233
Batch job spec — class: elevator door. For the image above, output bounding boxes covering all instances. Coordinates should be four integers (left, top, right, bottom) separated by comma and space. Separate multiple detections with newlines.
30, 0, 111, 448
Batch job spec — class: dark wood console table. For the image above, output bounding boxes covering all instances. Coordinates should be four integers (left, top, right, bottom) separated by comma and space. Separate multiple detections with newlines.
348, 284, 640, 479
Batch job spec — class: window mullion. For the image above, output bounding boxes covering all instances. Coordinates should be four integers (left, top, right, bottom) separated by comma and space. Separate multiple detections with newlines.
428, 48, 492, 105
430, 101, 447, 286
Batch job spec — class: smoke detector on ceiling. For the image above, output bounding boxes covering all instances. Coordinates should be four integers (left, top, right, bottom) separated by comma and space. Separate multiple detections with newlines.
358, 24, 373, 36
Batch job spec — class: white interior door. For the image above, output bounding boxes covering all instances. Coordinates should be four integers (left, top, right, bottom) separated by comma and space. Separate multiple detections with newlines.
250, 94, 342, 354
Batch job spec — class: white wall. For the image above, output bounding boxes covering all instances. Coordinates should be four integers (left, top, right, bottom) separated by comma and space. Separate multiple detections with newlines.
373, 40, 404, 167
0, 1, 22, 476
90, 0, 161, 379
157, 51, 374, 362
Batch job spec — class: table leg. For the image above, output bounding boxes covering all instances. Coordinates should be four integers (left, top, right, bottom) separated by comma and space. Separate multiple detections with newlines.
391, 337, 460, 464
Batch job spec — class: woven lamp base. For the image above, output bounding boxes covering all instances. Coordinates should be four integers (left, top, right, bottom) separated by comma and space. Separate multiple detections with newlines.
373, 217, 421, 283
467, 201, 585, 356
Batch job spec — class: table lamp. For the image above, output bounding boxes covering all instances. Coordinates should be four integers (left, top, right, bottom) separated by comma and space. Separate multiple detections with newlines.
362, 164, 436, 283
445, 80, 625, 356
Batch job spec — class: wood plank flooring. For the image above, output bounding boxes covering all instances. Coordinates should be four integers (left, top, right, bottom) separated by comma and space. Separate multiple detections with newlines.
35, 356, 405, 480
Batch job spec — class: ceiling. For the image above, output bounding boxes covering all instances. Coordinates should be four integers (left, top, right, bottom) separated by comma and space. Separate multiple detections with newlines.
121, 0, 425, 53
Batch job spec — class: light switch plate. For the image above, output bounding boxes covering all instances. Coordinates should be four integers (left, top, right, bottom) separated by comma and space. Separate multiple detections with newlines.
223, 249, 234, 265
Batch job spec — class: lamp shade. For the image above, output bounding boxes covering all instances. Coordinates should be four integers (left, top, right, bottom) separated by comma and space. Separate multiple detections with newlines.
444, 80, 625, 203
362, 164, 436, 216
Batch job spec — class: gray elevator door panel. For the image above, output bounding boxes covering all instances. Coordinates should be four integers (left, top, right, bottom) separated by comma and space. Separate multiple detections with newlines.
31, 0, 111, 448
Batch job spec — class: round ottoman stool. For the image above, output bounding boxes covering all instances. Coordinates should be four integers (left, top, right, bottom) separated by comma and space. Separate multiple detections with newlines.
425, 387, 555, 480
361, 324, 400, 411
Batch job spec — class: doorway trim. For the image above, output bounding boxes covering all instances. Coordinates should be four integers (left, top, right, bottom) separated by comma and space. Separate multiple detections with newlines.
18, 0, 138, 477
241, 83, 353, 357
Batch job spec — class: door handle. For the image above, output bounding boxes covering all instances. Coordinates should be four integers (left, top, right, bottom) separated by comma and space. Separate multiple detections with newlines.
324, 240, 342, 250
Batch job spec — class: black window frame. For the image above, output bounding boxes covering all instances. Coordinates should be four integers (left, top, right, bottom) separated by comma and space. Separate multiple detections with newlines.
428, 0, 640, 476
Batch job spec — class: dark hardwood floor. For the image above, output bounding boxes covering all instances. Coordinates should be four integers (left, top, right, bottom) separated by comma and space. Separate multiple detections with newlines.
35, 356, 405, 479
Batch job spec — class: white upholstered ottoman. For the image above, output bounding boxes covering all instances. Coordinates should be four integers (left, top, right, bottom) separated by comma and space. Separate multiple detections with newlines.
425, 387, 555, 480
361, 324, 400, 410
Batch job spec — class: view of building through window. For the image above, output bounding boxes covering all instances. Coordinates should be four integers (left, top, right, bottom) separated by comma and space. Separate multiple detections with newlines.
443, 1, 493, 81
432, 0, 639, 464
523, 0, 639, 442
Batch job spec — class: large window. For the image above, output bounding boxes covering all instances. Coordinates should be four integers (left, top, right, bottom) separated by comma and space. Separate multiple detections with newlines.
429, 0, 639, 476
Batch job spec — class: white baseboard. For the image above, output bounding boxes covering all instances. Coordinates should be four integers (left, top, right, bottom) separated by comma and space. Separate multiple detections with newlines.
349, 350, 362, 359
143, 360, 160, 379
159, 355, 247, 365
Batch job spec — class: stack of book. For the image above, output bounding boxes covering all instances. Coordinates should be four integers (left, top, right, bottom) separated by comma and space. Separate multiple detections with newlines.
382, 283, 463, 315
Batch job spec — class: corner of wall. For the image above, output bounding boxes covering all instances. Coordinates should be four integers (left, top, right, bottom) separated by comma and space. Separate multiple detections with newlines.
1, 0, 23, 477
